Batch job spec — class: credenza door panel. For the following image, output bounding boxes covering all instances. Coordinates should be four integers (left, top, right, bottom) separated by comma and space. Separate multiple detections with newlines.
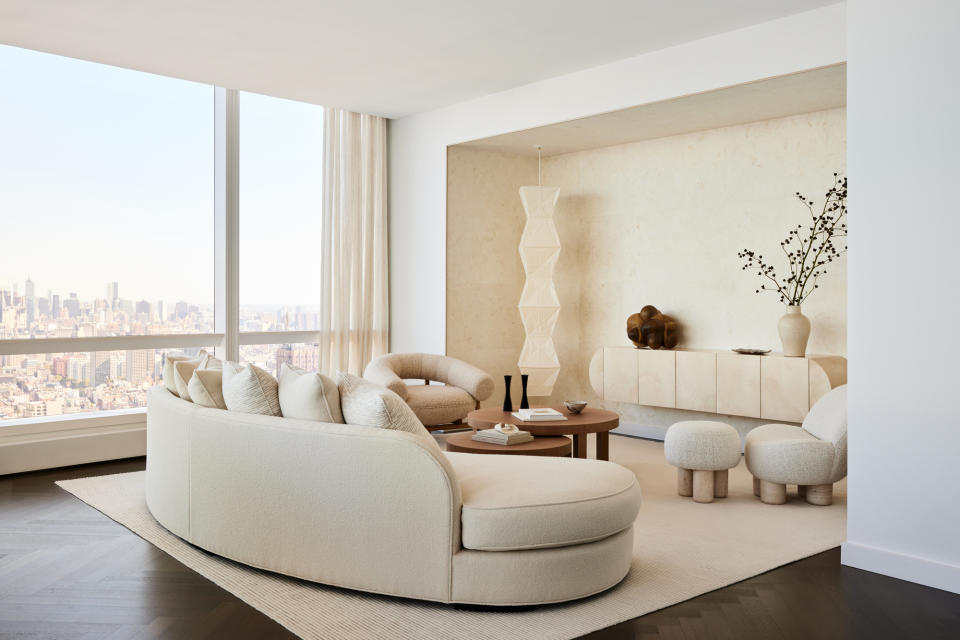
637, 350, 676, 408
716, 353, 761, 418
761, 357, 809, 423
603, 347, 639, 403
676, 351, 717, 413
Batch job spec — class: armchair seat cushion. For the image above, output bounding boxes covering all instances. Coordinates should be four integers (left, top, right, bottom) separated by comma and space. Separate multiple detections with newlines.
745, 423, 837, 485
405, 385, 475, 426
447, 452, 641, 552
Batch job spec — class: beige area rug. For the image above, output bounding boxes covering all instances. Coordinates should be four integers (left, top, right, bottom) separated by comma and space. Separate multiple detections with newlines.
57, 436, 845, 640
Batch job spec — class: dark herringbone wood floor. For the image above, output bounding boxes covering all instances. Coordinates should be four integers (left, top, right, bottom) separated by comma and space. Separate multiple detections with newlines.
2, 459, 958, 639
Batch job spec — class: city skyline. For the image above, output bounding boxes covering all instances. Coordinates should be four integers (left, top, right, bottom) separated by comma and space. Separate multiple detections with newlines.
0, 43, 324, 306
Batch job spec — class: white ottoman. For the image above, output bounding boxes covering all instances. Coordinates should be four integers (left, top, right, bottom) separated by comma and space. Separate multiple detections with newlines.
664, 421, 742, 503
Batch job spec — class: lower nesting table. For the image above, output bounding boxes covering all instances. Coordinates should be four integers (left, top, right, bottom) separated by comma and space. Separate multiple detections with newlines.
445, 432, 571, 457
465, 407, 619, 460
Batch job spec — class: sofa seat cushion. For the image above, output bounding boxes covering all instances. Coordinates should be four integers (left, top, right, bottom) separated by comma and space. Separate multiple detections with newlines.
405, 384, 475, 426
446, 452, 641, 551
745, 423, 837, 485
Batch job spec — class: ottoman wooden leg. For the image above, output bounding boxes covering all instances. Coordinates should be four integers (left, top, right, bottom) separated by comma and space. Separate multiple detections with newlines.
677, 468, 693, 497
805, 483, 833, 506
798, 485, 808, 498
693, 470, 715, 503
753, 476, 761, 497
714, 469, 729, 498
760, 480, 787, 505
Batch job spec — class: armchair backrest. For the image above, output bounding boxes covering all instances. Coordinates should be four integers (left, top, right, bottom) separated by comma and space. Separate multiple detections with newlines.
802, 384, 847, 481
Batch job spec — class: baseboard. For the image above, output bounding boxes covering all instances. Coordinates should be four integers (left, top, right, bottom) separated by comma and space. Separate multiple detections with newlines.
612, 423, 667, 441
0, 413, 146, 475
842, 541, 960, 595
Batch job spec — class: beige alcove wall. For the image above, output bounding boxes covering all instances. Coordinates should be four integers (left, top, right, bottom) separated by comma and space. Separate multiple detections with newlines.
445, 66, 847, 438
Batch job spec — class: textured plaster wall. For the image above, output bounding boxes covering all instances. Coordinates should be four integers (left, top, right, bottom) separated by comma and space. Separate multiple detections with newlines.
447, 108, 846, 433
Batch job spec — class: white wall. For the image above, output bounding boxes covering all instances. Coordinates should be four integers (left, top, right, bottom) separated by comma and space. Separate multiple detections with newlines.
843, 1, 960, 594
388, 3, 847, 355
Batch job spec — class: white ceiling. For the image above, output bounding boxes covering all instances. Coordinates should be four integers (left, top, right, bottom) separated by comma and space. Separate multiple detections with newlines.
457, 65, 846, 157
0, 0, 839, 118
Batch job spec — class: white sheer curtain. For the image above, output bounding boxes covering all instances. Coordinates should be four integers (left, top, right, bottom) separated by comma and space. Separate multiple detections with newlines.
319, 108, 389, 376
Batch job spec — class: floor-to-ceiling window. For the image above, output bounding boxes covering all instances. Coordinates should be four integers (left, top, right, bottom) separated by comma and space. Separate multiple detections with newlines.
0, 45, 324, 423
238, 91, 324, 376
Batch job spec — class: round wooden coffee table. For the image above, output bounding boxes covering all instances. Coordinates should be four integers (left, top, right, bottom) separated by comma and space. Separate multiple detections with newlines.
466, 407, 619, 460
445, 432, 571, 457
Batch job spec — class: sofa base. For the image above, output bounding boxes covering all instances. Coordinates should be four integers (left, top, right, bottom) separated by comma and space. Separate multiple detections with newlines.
450, 527, 634, 606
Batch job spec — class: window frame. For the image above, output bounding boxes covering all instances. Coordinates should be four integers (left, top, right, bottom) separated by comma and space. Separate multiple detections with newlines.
0, 87, 321, 434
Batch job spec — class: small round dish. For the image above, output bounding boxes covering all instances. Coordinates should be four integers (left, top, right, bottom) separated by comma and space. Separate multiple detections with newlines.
564, 401, 588, 414
732, 348, 771, 355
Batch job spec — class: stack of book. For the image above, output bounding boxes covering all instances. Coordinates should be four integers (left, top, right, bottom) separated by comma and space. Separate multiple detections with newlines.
512, 407, 567, 422
472, 427, 534, 446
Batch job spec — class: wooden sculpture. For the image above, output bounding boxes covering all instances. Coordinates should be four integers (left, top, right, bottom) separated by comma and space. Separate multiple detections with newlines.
627, 306, 679, 350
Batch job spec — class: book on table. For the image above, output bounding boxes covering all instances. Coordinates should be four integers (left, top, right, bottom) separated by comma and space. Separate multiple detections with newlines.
472, 428, 534, 445
512, 407, 567, 422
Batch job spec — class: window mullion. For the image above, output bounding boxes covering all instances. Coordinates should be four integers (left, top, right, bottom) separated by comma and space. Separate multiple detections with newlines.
214, 87, 240, 361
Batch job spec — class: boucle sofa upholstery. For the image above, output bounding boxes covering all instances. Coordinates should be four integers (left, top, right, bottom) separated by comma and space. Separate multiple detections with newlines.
145, 386, 640, 605
363, 353, 494, 427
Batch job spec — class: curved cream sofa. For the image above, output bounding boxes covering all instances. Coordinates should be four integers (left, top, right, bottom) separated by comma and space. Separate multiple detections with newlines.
145, 386, 641, 605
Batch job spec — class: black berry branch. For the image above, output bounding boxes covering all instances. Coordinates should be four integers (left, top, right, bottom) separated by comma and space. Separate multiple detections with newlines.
738, 174, 847, 306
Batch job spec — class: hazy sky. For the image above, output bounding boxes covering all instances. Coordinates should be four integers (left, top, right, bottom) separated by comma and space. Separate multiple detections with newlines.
0, 44, 323, 306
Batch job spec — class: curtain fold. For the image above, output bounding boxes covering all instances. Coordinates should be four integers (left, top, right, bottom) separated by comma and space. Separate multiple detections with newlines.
320, 108, 389, 376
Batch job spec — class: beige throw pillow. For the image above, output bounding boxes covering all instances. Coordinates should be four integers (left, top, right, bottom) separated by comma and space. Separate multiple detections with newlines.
188, 369, 227, 409
336, 372, 437, 448
173, 360, 203, 401
222, 361, 281, 416
162, 354, 192, 396
162, 349, 214, 398
278, 363, 344, 423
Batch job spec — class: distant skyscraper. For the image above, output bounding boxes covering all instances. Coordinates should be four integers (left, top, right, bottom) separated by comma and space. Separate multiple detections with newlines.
156, 300, 164, 321
174, 301, 188, 319
88, 352, 112, 385
135, 300, 151, 316
24, 277, 35, 327
125, 349, 155, 385
51, 294, 61, 319
107, 282, 119, 309
64, 293, 80, 318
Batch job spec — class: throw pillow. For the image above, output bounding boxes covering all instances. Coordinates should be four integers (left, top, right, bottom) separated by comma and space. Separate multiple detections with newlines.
173, 359, 203, 402
188, 368, 227, 409
277, 363, 344, 423
221, 361, 281, 416
162, 354, 192, 396
336, 372, 437, 448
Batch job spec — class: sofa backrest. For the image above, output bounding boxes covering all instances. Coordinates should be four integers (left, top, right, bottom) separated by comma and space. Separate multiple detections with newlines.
145, 385, 463, 601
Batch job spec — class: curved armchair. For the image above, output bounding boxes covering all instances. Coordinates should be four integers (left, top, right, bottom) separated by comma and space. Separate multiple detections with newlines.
745, 385, 847, 506
364, 353, 495, 428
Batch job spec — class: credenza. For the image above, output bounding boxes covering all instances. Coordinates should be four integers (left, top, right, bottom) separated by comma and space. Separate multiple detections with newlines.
588, 347, 846, 423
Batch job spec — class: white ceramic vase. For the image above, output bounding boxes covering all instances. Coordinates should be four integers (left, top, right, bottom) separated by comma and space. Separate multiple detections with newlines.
778, 305, 811, 357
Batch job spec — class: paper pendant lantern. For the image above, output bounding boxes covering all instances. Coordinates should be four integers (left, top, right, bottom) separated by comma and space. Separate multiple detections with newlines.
518, 185, 561, 397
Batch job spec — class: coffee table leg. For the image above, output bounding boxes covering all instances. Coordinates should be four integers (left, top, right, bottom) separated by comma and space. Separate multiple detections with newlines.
596, 432, 609, 461
573, 434, 587, 458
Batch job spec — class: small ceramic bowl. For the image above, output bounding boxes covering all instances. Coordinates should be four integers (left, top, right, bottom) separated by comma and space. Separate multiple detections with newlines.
564, 401, 587, 414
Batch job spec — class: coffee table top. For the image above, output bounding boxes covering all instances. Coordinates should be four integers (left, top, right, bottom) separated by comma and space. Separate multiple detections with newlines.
445, 432, 571, 456
466, 407, 619, 436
